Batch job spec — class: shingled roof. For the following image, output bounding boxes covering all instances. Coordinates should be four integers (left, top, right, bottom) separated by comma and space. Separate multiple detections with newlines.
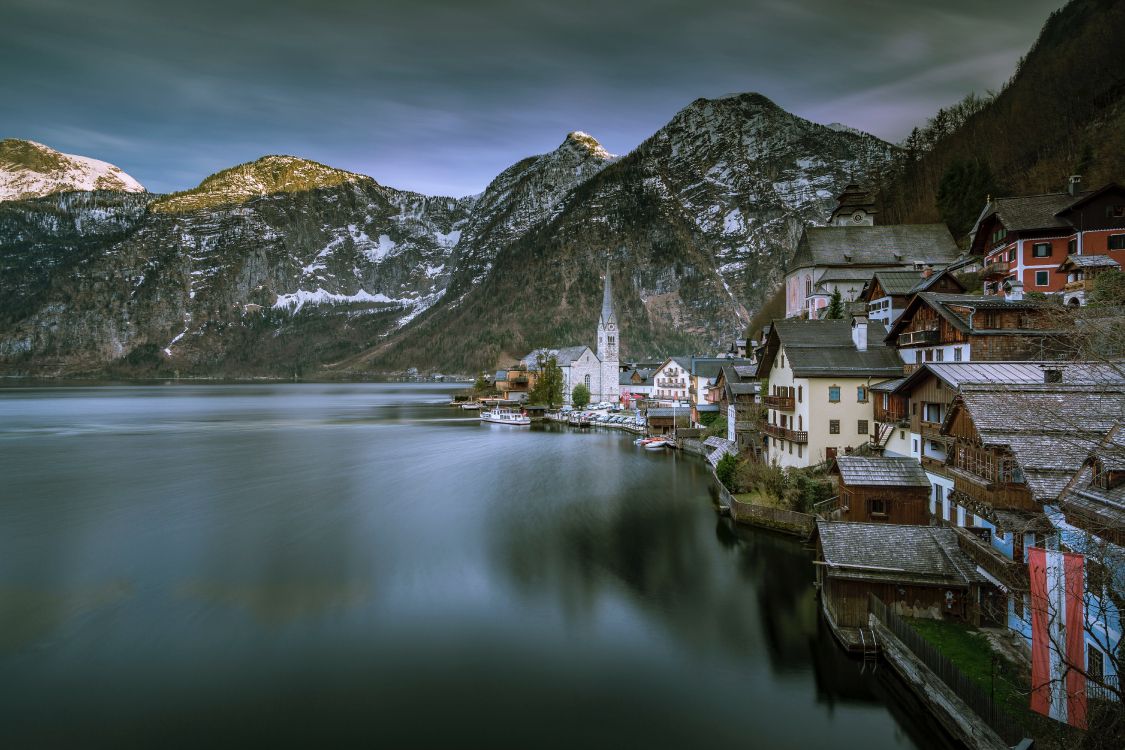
896, 361, 1125, 394
789, 224, 960, 271
1058, 254, 1120, 271
817, 521, 986, 587
757, 318, 904, 379
885, 292, 1056, 341
834, 456, 931, 487
979, 192, 1085, 233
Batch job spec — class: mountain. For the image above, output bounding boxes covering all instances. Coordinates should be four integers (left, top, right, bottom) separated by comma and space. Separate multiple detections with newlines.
0, 95, 893, 377
0, 139, 145, 200
0, 155, 474, 374
364, 93, 894, 373
877, 0, 1125, 234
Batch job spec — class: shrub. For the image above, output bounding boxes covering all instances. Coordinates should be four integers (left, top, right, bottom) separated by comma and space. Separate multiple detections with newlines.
715, 453, 739, 491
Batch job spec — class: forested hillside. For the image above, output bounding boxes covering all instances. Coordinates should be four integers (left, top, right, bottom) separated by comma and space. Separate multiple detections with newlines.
877, 0, 1125, 239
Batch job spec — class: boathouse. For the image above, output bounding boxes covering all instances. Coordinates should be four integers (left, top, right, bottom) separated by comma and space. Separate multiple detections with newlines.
815, 521, 988, 649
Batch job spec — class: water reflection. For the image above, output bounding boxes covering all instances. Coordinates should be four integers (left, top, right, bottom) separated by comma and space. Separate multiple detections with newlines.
0, 383, 948, 748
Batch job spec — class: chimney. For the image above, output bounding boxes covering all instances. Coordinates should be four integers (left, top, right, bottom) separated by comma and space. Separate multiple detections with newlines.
1040, 364, 1064, 384
1005, 279, 1024, 301
1068, 174, 1083, 197
851, 315, 868, 352
921, 265, 934, 279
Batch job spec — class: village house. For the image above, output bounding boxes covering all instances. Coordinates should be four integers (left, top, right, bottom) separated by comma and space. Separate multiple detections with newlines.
756, 316, 904, 468
860, 266, 965, 327
1056, 254, 1121, 307
618, 367, 655, 409
970, 178, 1125, 299
644, 407, 691, 437
708, 363, 763, 456
784, 209, 961, 319
494, 364, 536, 402
885, 291, 1060, 371
827, 455, 932, 525
815, 521, 990, 651
651, 357, 692, 403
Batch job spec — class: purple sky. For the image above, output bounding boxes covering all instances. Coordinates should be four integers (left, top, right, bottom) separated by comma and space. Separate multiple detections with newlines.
2, 0, 1066, 196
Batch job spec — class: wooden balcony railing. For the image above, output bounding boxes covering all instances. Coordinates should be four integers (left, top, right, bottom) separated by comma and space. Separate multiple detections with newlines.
981, 261, 1010, 279
763, 394, 795, 410
952, 526, 1027, 591
920, 455, 947, 472
762, 423, 808, 443
898, 328, 939, 346
1064, 279, 1092, 292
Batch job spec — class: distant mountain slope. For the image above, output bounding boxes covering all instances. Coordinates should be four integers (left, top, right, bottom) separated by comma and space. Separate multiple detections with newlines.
0, 139, 145, 200
878, 0, 1125, 234
367, 93, 894, 373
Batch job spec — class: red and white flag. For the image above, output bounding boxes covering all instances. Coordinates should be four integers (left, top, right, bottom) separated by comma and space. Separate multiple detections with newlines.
1028, 547, 1087, 729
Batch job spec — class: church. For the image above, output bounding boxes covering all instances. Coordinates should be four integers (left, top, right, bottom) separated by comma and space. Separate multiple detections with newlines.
522, 267, 621, 405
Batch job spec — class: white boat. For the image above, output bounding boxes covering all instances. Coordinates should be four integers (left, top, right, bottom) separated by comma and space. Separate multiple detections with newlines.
480, 408, 531, 425
460, 402, 482, 410
643, 439, 669, 450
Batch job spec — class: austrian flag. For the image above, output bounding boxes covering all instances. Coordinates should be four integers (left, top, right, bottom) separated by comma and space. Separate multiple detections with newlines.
1028, 547, 1087, 729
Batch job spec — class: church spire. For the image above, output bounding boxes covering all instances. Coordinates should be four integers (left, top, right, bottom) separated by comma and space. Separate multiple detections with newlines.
600, 262, 616, 325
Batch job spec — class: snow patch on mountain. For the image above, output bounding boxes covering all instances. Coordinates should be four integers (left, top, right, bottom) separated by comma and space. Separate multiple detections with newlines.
0, 139, 145, 201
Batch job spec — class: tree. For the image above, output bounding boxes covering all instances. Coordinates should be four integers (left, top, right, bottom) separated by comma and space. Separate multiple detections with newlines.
472, 372, 493, 396
937, 158, 1001, 238
571, 382, 591, 409
1089, 270, 1125, 308
529, 355, 564, 408
715, 452, 739, 491
824, 288, 844, 319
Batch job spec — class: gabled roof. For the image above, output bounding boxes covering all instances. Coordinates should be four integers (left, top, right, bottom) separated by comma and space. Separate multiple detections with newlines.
817, 521, 985, 587
556, 345, 594, 365
1058, 254, 1120, 271
884, 292, 1054, 341
691, 357, 743, 379
981, 192, 1084, 232
789, 224, 960, 271
943, 383, 1125, 503
620, 367, 654, 386
756, 318, 904, 379
867, 270, 934, 296
656, 356, 692, 373
895, 361, 1125, 395
834, 456, 931, 487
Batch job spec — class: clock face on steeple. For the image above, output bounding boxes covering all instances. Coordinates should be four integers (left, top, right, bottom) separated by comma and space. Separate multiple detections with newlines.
852, 211, 865, 223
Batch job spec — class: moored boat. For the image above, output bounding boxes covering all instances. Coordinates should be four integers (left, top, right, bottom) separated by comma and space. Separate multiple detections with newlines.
460, 402, 482, 410
480, 408, 531, 425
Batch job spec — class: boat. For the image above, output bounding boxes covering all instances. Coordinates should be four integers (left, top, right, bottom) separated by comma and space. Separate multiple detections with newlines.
480, 408, 531, 425
643, 439, 670, 450
460, 402, 482, 410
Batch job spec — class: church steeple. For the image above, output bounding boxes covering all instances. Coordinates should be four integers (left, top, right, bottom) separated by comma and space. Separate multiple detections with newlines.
599, 262, 617, 326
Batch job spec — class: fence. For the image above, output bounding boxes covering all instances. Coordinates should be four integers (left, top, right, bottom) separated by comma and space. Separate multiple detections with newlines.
728, 497, 816, 538
868, 594, 1026, 745
1088, 673, 1120, 702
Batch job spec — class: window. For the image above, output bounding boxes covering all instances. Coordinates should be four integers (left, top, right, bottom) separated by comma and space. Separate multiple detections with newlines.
868, 498, 887, 516
788, 441, 793, 454
1110, 234, 1125, 250
954, 347, 963, 362
1068, 238, 1077, 255
780, 354, 785, 368
797, 444, 802, 459
913, 438, 919, 453
798, 415, 803, 430
915, 350, 922, 364
1108, 205, 1125, 219
829, 420, 840, 435
857, 420, 868, 435
900, 430, 905, 439
797, 385, 803, 403
805, 277, 811, 297
1088, 645, 1105, 681
857, 386, 867, 403
828, 386, 840, 403
936, 349, 944, 362
584, 374, 591, 389
1035, 270, 1049, 286
1008, 247, 1017, 262
1032, 242, 1051, 258
608, 335, 614, 347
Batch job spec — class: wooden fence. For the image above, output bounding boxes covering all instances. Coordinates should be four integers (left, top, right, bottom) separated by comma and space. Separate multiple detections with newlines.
728, 497, 816, 538
868, 594, 1025, 745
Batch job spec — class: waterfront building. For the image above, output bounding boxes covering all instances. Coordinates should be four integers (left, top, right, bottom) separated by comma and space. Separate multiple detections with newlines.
651, 357, 692, 403
709, 364, 762, 457
755, 316, 903, 468
619, 367, 654, 409
969, 178, 1125, 299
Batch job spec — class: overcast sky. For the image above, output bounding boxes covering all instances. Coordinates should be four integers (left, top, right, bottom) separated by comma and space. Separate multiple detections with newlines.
3, 0, 1065, 196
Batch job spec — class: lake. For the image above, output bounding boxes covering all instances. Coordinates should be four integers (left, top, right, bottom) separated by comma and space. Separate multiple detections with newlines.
0, 383, 952, 748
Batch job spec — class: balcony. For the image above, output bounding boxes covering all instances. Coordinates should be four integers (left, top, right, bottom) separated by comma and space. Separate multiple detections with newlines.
981, 261, 1010, 279
1064, 278, 1093, 292
919, 421, 950, 442
763, 394, 795, 410
763, 423, 808, 443
898, 328, 939, 346
952, 526, 1027, 591
920, 455, 947, 473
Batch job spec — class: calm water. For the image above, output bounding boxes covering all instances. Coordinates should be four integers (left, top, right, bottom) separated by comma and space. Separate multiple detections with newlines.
0, 383, 951, 748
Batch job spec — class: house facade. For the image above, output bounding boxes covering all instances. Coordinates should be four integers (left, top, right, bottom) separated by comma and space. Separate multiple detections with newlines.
861, 267, 965, 327
830, 455, 932, 525
756, 317, 904, 468
970, 179, 1125, 298
652, 357, 692, 403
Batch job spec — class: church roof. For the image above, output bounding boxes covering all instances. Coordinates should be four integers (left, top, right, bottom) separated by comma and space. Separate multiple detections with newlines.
789, 224, 960, 271
556, 345, 593, 365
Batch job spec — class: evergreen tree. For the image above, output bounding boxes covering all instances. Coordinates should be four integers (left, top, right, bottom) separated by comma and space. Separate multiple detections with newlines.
824, 288, 844, 319
936, 158, 1001, 238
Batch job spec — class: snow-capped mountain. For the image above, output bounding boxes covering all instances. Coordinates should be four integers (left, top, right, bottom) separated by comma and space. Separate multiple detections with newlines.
444, 131, 614, 298
0, 93, 895, 375
0, 139, 145, 200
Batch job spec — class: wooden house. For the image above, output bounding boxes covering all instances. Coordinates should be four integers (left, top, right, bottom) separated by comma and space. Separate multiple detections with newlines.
969, 180, 1125, 299
861, 267, 965, 328
1058, 425, 1125, 547
1056, 254, 1121, 307
815, 521, 989, 650
645, 407, 690, 437
885, 292, 1060, 372
829, 455, 931, 524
